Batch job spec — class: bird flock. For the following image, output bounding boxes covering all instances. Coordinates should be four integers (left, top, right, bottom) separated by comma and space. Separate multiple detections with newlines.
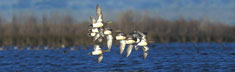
88, 4, 149, 63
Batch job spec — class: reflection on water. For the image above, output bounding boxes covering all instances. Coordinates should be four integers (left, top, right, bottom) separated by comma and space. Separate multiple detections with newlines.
0, 43, 234, 72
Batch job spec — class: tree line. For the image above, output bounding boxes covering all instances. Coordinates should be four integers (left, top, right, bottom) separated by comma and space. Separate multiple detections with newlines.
0, 11, 234, 49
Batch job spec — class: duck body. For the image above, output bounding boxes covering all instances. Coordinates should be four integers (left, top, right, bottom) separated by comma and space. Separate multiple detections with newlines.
93, 22, 104, 28
137, 40, 148, 46
91, 50, 103, 55
116, 32, 126, 40
89, 45, 103, 55
104, 30, 112, 35
91, 28, 99, 33
126, 39, 136, 44
90, 32, 96, 37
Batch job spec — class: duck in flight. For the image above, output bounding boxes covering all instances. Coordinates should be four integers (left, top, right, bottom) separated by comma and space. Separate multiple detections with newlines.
88, 45, 110, 63
89, 16, 103, 42
135, 31, 149, 59
125, 35, 137, 57
89, 4, 106, 42
87, 3, 150, 63
115, 31, 127, 54
123, 31, 149, 59
104, 27, 113, 50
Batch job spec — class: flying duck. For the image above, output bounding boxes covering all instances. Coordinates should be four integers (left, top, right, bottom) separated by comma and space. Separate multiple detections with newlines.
115, 32, 127, 54
136, 31, 149, 59
104, 27, 113, 50
130, 31, 142, 51
88, 45, 110, 63
125, 36, 137, 57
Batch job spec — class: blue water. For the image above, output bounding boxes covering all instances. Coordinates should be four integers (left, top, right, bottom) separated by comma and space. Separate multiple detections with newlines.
0, 43, 234, 72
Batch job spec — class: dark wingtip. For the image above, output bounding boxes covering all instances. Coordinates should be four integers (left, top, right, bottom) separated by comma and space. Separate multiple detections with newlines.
143, 32, 148, 35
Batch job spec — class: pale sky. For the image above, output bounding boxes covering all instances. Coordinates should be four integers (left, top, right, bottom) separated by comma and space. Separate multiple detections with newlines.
0, 0, 234, 24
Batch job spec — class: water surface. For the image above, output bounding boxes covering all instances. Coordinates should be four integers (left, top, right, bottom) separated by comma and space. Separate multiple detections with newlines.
0, 43, 234, 72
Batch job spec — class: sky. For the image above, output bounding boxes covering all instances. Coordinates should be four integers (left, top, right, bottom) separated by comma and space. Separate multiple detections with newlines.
0, 0, 234, 24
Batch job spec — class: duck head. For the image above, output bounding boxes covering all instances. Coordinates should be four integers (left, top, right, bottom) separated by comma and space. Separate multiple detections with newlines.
104, 27, 112, 35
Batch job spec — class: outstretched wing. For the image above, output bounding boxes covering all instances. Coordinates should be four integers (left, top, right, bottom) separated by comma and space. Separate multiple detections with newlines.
98, 28, 105, 37
90, 16, 96, 24
97, 54, 103, 63
107, 35, 113, 50
143, 52, 148, 60
134, 45, 138, 51
126, 44, 133, 57
93, 33, 100, 42
120, 40, 126, 54
137, 31, 146, 38
142, 46, 149, 59
96, 4, 103, 22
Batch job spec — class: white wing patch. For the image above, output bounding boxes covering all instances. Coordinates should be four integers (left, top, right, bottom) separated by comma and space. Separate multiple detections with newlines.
107, 35, 113, 50
120, 40, 126, 54
126, 44, 133, 57
93, 33, 100, 42
97, 54, 103, 63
